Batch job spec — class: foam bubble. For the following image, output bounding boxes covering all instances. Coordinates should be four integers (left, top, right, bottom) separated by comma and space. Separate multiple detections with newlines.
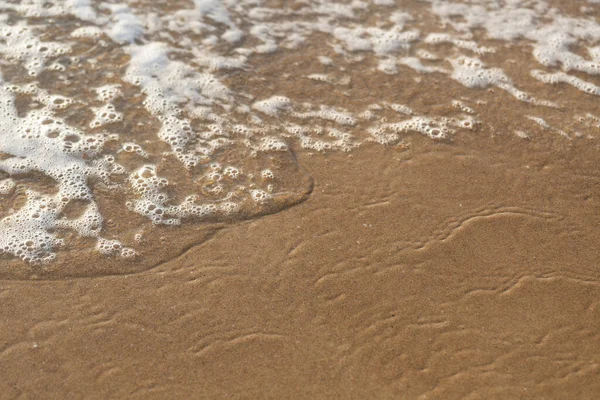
532, 70, 600, 96
71, 26, 104, 39
450, 56, 556, 107
253, 96, 292, 116
0, 25, 71, 76
0, 0, 597, 273
0, 179, 16, 195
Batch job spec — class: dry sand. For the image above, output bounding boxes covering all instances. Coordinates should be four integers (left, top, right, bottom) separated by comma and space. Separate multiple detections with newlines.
2, 132, 600, 399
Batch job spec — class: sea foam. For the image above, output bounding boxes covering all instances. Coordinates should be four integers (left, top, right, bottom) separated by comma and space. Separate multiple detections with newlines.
0, 0, 598, 271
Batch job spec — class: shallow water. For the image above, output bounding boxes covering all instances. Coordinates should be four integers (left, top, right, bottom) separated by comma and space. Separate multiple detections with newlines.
2, 0, 600, 279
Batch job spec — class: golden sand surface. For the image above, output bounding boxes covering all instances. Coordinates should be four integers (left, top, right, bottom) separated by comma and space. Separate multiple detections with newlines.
1, 1, 600, 398
2, 133, 600, 399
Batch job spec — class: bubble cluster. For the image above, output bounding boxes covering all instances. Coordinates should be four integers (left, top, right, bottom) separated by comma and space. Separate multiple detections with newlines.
369, 116, 453, 144
122, 143, 149, 158
0, 0, 597, 271
90, 104, 123, 128
430, 0, 600, 96
532, 70, 600, 96
71, 26, 104, 39
0, 25, 71, 76
0, 192, 63, 264
450, 56, 557, 107
252, 96, 292, 117
0, 178, 16, 195
96, 85, 123, 102
250, 189, 271, 204
97, 237, 137, 259
425, 33, 495, 55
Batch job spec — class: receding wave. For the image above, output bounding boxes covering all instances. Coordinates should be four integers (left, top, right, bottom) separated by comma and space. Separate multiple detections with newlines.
0, 0, 599, 279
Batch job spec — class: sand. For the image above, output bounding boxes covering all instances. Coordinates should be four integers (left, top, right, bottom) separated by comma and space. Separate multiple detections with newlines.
2, 1, 600, 398
2, 132, 600, 399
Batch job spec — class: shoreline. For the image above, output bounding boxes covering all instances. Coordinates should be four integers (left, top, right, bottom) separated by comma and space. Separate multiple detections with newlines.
2, 134, 600, 398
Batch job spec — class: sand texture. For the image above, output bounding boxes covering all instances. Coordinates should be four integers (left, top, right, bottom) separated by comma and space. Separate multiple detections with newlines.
2, 135, 600, 399
1, 0, 600, 398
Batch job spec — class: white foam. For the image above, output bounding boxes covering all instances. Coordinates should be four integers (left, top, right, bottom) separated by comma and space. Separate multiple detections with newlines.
127, 164, 245, 225
0, 0, 98, 21
318, 56, 334, 65
532, 70, 600, 96
71, 26, 104, 39
90, 104, 124, 128
293, 106, 357, 126
430, 1, 600, 76
253, 96, 293, 116
0, 178, 15, 195
0, 69, 133, 263
0, 24, 71, 76
123, 41, 231, 167
101, 3, 145, 43
307, 74, 333, 83
0, 0, 597, 267
527, 115, 570, 138
368, 116, 453, 145
452, 100, 475, 114
387, 103, 414, 116
122, 143, 149, 158
399, 57, 448, 74
425, 33, 495, 55
96, 85, 123, 102
450, 56, 556, 107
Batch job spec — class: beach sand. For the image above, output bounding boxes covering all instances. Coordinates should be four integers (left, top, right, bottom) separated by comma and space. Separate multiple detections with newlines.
2, 132, 600, 398
2, 1, 600, 398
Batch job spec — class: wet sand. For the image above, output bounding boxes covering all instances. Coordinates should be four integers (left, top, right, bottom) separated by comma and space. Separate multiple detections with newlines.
2, 1, 600, 398
2, 133, 600, 399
